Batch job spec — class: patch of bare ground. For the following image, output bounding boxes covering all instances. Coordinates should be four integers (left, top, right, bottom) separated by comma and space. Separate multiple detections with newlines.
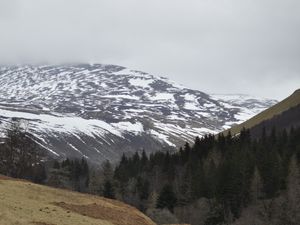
32, 222, 56, 225
53, 201, 154, 225
0, 175, 25, 181
0, 175, 11, 180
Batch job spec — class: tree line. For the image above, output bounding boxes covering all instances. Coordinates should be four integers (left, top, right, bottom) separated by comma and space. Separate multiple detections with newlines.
111, 127, 300, 224
0, 121, 46, 183
1, 120, 300, 225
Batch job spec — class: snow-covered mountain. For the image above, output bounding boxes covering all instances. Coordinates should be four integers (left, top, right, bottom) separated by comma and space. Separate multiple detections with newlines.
0, 64, 277, 163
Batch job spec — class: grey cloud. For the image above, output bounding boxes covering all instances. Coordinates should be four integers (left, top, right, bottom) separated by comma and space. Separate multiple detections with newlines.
0, 0, 299, 99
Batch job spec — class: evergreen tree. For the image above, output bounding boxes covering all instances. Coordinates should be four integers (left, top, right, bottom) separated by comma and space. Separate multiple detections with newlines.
286, 155, 300, 223
141, 150, 148, 169
114, 153, 129, 184
109, 126, 300, 224
156, 184, 177, 213
53, 160, 60, 169
88, 170, 101, 194
204, 159, 217, 198
103, 180, 115, 199
258, 148, 281, 198
250, 167, 263, 203
0, 121, 44, 179
102, 160, 114, 181
136, 176, 150, 200
191, 160, 205, 199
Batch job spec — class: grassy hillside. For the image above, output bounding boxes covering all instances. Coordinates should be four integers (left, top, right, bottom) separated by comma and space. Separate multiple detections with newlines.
0, 176, 156, 225
224, 89, 300, 136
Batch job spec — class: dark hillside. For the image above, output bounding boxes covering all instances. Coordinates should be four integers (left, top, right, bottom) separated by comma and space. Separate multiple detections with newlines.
224, 89, 300, 136
250, 103, 300, 138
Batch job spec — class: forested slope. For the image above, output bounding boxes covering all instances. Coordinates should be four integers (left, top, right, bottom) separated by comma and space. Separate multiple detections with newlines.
110, 126, 300, 224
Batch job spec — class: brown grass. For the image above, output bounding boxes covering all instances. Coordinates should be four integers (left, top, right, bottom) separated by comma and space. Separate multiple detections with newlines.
162, 224, 190, 225
0, 174, 25, 181
32, 222, 56, 225
54, 201, 155, 225
0, 176, 156, 225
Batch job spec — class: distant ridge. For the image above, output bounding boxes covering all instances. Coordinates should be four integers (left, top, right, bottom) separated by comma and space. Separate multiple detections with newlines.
224, 89, 300, 136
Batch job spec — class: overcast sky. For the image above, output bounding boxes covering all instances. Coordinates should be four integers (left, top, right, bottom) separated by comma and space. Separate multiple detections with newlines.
0, 0, 299, 100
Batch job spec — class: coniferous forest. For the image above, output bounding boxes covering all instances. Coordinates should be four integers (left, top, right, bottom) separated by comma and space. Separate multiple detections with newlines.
1, 1, 300, 224
111, 127, 300, 224
1, 121, 300, 225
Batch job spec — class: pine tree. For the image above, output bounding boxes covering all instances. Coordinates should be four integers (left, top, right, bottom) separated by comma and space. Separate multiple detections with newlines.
114, 153, 129, 184
136, 176, 150, 200
191, 160, 205, 200
216, 149, 253, 218
103, 180, 115, 199
250, 167, 263, 203
88, 170, 101, 194
141, 150, 148, 168
258, 148, 281, 198
53, 160, 60, 169
102, 160, 113, 181
0, 121, 44, 179
156, 184, 177, 213
286, 155, 300, 223
204, 159, 217, 198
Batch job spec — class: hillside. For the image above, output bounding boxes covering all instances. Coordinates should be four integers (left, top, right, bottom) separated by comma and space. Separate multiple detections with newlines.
0, 175, 156, 225
250, 102, 300, 138
0, 64, 276, 163
224, 89, 300, 136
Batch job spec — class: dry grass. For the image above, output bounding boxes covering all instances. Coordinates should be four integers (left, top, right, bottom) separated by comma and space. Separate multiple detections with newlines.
162, 224, 190, 225
0, 176, 156, 225
223, 89, 300, 136
53, 201, 154, 225
32, 222, 56, 225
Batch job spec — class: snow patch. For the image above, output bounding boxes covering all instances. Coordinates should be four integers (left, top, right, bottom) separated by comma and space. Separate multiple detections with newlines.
0, 108, 123, 138
184, 102, 199, 110
111, 121, 144, 135
184, 94, 200, 110
129, 78, 153, 89
102, 95, 139, 100
150, 93, 175, 101
149, 129, 176, 147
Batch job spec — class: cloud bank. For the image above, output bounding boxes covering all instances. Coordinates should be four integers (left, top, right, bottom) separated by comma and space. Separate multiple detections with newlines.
0, 0, 299, 99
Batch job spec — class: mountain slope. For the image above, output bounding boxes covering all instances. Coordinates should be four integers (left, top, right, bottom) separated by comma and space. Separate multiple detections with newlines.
250, 101, 300, 138
0, 175, 156, 225
224, 89, 300, 136
0, 64, 277, 163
